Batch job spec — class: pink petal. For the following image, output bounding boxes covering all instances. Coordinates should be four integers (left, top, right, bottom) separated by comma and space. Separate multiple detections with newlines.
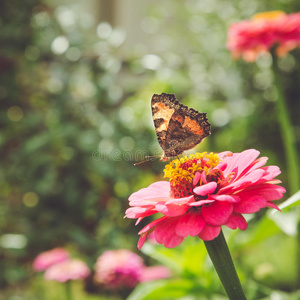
129, 181, 171, 203
209, 194, 240, 203
221, 169, 265, 193
233, 196, 267, 214
218, 151, 233, 160
239, 156, 268, 177
193, 172, 201, 186
155, 202, 189, 217
165, 195, 194, 205
215, 162, 227, 171
225, 214, 248, 230
261, 184, 286, 200
201, 171, 207, 184
135, 217, 143, 225
138, 216, 168, 235
238, 168, 265, 184
125, 207, 157, 219
194, 182, 217, 196
129, 199, 159, 206
238, 184, 286, 202
202, 201, 233, 226
267, 201, 281, 211
260, 166, 281, 181
198, 225, 221, 241
154, 217, 184, 248
138, 216, 171, 249
188, 199, 215, 207
138, 232, 148, 250
175, 211, 206, 237
267, 179, 282, 184
222, 149, 260, 179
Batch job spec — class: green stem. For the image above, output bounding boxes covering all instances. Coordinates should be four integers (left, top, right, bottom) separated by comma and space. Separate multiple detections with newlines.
65, 281, 73, 300
204, 230, 247, 300
297, 221, 300, 289
272, 54, 299, 195
272, 55, 300, 288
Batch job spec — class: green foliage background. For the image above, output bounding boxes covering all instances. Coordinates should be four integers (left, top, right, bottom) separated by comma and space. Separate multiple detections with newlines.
1, 0, 300, 299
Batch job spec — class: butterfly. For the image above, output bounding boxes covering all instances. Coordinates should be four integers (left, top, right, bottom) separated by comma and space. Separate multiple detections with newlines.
151, 93, 211, 161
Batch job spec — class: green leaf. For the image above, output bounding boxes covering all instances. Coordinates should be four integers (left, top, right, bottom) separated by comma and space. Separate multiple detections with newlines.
268, 210, 298, 236
141, 238, 208, 277
276, 190, 300, 210
141, 243, 184, 274
23, 132, 50, 153
127, 279, 195, 300
234, 216, 281, 249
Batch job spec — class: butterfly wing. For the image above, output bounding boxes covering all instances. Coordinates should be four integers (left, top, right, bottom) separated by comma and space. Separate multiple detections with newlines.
151, 93, 211, 158
164, 108, 210, 156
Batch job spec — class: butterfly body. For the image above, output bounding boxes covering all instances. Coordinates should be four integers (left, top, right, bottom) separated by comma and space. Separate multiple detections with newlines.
151, 93, 211, 160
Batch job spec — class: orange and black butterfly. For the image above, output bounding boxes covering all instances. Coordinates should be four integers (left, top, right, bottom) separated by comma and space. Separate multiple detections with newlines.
151, 93, 211, 161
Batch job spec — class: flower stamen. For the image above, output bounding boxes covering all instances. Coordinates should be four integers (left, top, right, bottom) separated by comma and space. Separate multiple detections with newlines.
164, 152, 221, 198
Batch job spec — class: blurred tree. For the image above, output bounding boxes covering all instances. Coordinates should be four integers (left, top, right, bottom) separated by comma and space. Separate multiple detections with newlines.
0, 0, 158, 291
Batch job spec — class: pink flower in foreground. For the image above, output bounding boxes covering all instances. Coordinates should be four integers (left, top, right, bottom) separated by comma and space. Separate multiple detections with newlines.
94, 249, 171, 289
44, 259, 90, 282
33, 248, 70, 272
126, 150, 285, 249
227, 11, 300, 61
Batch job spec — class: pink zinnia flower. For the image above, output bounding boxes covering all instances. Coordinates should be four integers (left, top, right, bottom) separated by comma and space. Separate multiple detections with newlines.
227, 11, 300, 61
44, 259, 90, 282
94, 249, 171, 289
126, 150, 285, 249
33, 248, 70, 272
94, 249, 145, 289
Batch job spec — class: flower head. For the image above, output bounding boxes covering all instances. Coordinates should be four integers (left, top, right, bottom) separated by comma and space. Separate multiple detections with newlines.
94, 249, 145, 289
33, 248, 70, 272
126, 149, 285, 249
227, 11, 300, 61
94, 249, 171, 289
44, 259, 90, 283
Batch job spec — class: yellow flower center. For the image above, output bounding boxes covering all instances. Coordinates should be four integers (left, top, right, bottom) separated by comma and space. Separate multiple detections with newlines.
164, 152, 221, 198
252, 11, 286, 21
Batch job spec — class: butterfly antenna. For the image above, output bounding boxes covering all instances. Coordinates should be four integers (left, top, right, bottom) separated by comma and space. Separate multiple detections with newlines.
134, 155, 160, 166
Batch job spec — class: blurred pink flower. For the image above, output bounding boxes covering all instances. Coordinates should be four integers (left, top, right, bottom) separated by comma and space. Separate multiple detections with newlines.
94, 249, 144, 289
44, 259, 90, 283
126, 150, 285, 249
227, 11, 300, 61
33, 248, 70, 272
94, 249, 171, 289
140, 266, 171, 282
